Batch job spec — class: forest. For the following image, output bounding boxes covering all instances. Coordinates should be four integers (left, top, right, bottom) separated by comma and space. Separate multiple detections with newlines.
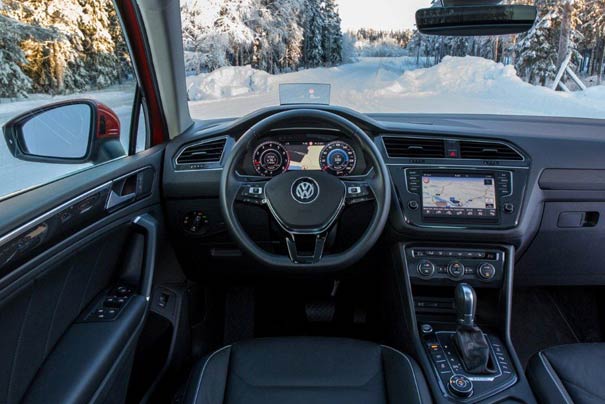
0, 0, 604, 99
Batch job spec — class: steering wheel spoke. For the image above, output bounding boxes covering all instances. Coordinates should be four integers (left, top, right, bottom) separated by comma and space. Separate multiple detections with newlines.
285, 233, 327, 264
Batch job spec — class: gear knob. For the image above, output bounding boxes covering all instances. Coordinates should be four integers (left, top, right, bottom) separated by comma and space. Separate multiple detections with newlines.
455, 283, 476, 327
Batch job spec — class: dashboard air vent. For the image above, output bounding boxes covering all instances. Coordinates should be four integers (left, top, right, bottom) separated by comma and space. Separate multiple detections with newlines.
459, 141, 523, 160
177, 138, 226, 165
383, 137, 445, 158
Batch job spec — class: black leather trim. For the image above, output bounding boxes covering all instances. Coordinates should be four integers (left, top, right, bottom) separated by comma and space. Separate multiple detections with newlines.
185, 337, 431, 404
527, 343, 605, 404
22, 296, 146, 404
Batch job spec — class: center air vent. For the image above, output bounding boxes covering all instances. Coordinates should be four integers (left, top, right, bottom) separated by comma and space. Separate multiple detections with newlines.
459, 141, 523, 161
383, 137, 445, 158
176, 138, 226, 166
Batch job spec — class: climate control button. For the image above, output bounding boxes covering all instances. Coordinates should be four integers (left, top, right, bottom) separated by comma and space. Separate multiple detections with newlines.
477, 263, 496, 280
448, 261, 465, 279
417, 260, 435, 277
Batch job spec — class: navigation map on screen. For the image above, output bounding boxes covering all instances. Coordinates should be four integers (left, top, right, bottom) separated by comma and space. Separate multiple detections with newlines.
283, 141, 324, 170
421, 173, 497, 218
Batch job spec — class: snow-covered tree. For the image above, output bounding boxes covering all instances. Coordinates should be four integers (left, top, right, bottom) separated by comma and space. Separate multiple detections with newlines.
303, 0, 325, 67
0, 14, 57, 97
515, 0, 584, 85
0, 0, 133, 96
321, 0, 342, 66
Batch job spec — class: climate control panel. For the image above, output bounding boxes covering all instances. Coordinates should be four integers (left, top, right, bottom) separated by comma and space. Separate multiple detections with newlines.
405, 246, 505, 287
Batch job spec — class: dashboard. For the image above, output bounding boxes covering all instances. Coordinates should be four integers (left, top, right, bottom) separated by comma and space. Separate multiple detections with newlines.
162, 105, 605, 284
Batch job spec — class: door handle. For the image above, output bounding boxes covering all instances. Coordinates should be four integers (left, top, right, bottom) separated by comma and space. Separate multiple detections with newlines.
105, 172, 139, 210
105, 189, 136, 210
104, 167, 155, 211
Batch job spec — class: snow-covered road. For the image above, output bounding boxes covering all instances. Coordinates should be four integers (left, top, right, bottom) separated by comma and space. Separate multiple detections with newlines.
187, 56, 605, 120
187, 57, 419, 119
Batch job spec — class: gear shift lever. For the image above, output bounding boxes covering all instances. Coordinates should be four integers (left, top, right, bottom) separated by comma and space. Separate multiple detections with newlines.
453, 283, 495, 374
455, 283, 476, 327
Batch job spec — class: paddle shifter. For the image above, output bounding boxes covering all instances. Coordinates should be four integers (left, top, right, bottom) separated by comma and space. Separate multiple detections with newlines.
453, 283, 495, 374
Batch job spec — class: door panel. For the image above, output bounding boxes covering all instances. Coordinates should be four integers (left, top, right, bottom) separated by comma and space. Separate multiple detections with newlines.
0, 147, 164, 404
0, 228, 128, 404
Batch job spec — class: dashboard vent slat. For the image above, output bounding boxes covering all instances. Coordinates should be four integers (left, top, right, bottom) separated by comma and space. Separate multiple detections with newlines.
177, 138, 227, 165
383, 137, 445, 158
459, 141, 523, 160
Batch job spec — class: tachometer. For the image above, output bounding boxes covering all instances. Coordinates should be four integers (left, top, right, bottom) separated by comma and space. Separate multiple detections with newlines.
252, 141, 289, 176
319, 141, 356, 176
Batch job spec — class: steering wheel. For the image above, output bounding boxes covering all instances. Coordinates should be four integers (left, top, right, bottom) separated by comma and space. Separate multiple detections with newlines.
220, 109, 391, 270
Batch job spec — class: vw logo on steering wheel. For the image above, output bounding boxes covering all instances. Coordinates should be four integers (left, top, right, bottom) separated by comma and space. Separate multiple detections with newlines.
291, 177, 319, 204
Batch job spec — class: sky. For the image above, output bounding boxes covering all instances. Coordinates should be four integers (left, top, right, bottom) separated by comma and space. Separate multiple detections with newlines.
336, 0, 432, 30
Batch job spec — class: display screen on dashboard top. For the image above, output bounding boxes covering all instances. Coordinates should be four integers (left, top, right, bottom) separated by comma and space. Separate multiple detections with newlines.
421, 173, 497, 219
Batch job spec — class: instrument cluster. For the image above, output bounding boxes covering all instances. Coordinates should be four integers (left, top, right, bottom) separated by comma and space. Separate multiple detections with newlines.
250, 137, 361, 177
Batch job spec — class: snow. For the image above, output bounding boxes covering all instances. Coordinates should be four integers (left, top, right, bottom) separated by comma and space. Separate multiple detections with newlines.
187, 56, 605, 120
2, 56, 605, 199
187, 66, 271, 100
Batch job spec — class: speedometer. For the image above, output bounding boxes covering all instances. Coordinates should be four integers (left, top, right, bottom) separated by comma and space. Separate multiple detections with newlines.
319, 141, 356, 176
252, 141, 289, 176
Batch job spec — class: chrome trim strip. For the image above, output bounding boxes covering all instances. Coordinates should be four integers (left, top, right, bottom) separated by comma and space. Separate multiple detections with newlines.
0, 182, 112, 249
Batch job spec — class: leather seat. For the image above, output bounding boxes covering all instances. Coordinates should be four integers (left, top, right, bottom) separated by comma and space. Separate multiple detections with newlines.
183, 337, 432, 404
526, 343, 605, 404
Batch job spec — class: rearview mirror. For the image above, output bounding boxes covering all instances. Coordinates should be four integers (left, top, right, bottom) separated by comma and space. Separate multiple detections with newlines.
3, 99, 125, 164
415, 4, 537, 36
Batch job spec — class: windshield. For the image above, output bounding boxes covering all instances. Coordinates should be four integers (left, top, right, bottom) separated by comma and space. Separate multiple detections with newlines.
181, 0, 605, 120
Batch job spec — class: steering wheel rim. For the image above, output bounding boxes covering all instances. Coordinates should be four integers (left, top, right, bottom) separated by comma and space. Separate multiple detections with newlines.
219, 109, 391, 271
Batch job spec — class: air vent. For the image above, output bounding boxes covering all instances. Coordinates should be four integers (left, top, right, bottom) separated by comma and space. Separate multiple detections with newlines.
459, 141, 523, 161
177, 138, 226, 165
383, 137, 445, 158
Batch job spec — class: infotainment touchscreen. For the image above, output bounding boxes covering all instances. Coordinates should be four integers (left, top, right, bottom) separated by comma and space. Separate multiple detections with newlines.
421, 173, 497, 219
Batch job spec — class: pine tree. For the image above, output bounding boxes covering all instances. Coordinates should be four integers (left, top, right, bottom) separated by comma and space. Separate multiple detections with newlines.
321, 0, 342, 66
0, 14, 56, 97
1, 0, 132, 95
303, 0, 324, 67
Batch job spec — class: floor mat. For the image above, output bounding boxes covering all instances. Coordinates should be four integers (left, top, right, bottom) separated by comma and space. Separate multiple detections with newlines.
511, 288, 579, 368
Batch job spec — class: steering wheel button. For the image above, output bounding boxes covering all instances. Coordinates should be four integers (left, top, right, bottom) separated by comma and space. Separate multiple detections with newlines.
249, 186, 263, 195
348, 186, 361, 195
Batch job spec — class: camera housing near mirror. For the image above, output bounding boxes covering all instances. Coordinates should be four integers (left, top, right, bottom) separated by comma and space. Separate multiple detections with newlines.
3, 99, 125, 165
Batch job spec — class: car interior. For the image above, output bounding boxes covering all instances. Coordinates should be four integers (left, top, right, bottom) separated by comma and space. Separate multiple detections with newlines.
1, 0, 605, 403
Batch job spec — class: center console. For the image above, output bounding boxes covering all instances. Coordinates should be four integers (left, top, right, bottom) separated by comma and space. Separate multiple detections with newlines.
392, 243, 535, 403
419, 283, 517, 402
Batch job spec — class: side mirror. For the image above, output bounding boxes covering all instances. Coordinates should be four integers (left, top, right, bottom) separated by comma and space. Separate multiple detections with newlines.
3, 99, 126, 164
416, 4, 538, 36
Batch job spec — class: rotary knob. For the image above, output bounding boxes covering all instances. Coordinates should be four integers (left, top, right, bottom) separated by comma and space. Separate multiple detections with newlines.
417, 260, 435, 278
449, 374, 473, 398
448, 261, 465, 279
478, 263, 496, 280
